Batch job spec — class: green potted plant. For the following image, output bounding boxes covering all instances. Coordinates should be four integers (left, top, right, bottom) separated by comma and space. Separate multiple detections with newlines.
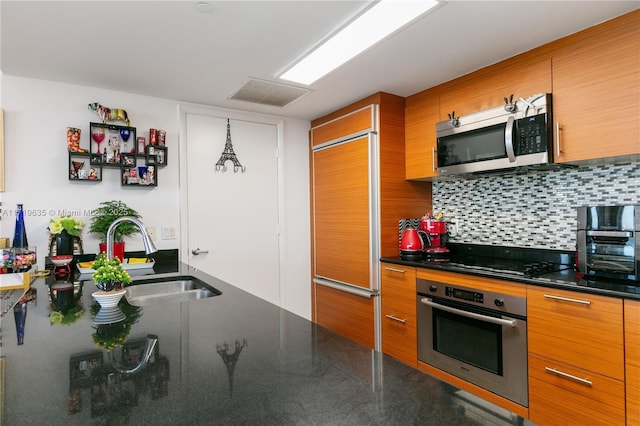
91, 253, 132, 307
88, 200, 142, 261
92, 253, 132, 292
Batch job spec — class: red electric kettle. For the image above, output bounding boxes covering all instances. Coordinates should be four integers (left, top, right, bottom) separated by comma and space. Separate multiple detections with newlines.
400, 228, 426, 252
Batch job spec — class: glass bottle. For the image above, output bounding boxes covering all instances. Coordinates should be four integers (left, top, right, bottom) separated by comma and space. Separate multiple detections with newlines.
12, 203, 28, 248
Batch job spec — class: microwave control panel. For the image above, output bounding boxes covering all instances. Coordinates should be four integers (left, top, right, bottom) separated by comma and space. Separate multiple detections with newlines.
516, 113, 548, 155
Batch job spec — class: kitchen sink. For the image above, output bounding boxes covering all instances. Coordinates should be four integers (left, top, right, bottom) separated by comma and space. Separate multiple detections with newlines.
125, 275, 222, 306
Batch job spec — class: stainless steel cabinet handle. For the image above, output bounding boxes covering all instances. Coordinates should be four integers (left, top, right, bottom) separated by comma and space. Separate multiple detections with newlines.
556, 122, 561, 157
191, 247, 209, 255
384, 267, 406, 274
385, 314, 406, 324
313, 278, 378, 299
545, 367, 593, 387
543, 294, 591, 305
432, 147, 436, 172
587, 230, 633, 238
421, 297, 517, 327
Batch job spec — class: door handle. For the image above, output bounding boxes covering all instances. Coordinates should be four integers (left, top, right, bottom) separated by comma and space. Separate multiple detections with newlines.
421, 297, 517, 327
191, 247, 209, 255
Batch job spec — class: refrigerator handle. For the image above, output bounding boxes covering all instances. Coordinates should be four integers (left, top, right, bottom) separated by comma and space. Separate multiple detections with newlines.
313, 278, 377, 299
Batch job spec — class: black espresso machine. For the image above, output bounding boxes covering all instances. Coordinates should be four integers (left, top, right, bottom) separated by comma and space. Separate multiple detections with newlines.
577, 205, 640, 282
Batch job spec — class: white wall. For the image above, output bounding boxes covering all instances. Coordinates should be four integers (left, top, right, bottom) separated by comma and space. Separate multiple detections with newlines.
0, 74, 312, 319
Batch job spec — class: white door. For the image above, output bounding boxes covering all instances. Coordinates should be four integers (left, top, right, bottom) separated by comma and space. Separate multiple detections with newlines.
184, 113, 280, 305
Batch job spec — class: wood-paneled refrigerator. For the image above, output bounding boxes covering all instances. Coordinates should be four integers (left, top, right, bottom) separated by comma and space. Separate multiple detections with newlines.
310, 93, 431, 351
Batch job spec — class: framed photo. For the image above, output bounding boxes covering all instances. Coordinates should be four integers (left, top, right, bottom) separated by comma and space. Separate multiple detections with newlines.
146, 145, 167, 166
122, 155, 135, 166
70, 351, 103, 388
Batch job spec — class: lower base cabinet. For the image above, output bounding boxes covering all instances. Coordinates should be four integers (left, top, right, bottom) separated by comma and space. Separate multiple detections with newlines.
527, 286, 625, 425
314, 284, 375, 349
528, 354, 626, 425
380, 263, 417, 367
626, 300, 640, 425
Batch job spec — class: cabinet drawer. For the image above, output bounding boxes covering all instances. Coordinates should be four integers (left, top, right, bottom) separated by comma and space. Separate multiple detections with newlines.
528, 353, 625, 426
625, 300, 640, 425
381, 264, 416, 311
527, 286, 624, 380
381, 263, 417, 366
382, 314, 416, 366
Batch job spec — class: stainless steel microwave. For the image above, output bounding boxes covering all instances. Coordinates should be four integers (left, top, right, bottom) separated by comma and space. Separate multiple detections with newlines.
436, 93, 552, 176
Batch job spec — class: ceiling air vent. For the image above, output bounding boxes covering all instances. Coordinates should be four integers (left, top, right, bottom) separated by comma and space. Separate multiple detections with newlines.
228, 78, 311, 107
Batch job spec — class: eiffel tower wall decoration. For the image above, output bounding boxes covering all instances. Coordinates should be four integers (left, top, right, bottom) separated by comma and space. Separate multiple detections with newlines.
215, 118, 246, 173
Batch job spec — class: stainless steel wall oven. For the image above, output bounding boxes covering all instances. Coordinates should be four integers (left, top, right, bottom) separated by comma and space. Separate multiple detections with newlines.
417, 279, 528, 407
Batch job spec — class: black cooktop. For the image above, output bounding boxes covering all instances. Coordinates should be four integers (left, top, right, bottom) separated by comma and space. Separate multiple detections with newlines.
443, 258, 572, 278
400, 243, 575, 278
391, 243, 640, 298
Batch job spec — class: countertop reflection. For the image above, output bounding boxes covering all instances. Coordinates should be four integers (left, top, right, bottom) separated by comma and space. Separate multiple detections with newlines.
1, 262, 530, 425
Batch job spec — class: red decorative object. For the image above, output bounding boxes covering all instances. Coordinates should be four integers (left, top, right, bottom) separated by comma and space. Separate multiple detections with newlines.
98, 242, 125, 262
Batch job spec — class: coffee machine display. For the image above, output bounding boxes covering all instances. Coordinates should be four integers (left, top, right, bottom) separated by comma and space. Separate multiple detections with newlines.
577, 205, 640, 282
419, 214, 450, 262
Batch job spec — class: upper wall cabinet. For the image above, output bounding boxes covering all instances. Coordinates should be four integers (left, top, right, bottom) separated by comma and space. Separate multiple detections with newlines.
551, 11, 639, 163
438, 58, 552, 122
404, 9, 639, 180
405, 57, 552, 181
311, 107, 375, 147
405, 87, 439, 180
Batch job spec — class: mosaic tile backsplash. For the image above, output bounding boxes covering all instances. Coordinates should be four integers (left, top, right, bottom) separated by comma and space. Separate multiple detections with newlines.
432, 161, 640, 251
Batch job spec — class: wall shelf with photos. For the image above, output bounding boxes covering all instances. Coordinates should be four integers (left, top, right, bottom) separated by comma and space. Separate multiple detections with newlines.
121, 155, 157, 187
68, 122, 167, 187
69, 151, 102, 181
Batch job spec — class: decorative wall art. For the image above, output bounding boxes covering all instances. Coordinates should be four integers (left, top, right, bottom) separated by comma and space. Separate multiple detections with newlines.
88, 102, 131, 126
215, 119, 246, 173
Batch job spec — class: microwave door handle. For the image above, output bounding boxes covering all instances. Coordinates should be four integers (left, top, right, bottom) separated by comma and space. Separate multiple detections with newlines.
420, 297, 517, 327
505, 115, 516, 162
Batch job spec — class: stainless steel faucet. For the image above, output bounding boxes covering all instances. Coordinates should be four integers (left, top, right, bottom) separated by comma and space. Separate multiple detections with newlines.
106, 216, 158, 260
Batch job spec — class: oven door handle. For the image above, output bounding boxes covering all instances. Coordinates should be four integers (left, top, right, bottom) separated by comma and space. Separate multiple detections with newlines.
420, 297, 517, 327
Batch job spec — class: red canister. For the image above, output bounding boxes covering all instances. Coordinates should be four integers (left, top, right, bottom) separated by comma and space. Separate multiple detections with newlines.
149, 128, 157, 145
157, 130, 166, 146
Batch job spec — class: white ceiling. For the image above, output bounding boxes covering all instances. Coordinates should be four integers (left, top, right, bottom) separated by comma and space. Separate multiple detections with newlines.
1, 1, 638, 121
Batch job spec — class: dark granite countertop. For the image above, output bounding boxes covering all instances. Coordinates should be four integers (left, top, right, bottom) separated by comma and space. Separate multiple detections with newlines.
381, 256, 640, 300
1, 262, 528, 425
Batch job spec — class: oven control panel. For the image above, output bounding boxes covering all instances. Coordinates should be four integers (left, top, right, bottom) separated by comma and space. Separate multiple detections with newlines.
445, 286, 483, 303
417, 278, 527, 317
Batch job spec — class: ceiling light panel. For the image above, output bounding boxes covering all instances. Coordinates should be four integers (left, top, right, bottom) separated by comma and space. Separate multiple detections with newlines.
279, 0, 442, 85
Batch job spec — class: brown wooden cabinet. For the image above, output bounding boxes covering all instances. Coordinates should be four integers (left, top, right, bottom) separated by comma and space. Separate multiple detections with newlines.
551, 10, 640, 163
625, 299, 640, 426
528, 353, 626, 426
403, 10, 639, 179
310, 93, 431, 350
405, 87, 439, 180
438, 58, 552, 122
527, 286, 625, 425
380, 263, 416, 366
